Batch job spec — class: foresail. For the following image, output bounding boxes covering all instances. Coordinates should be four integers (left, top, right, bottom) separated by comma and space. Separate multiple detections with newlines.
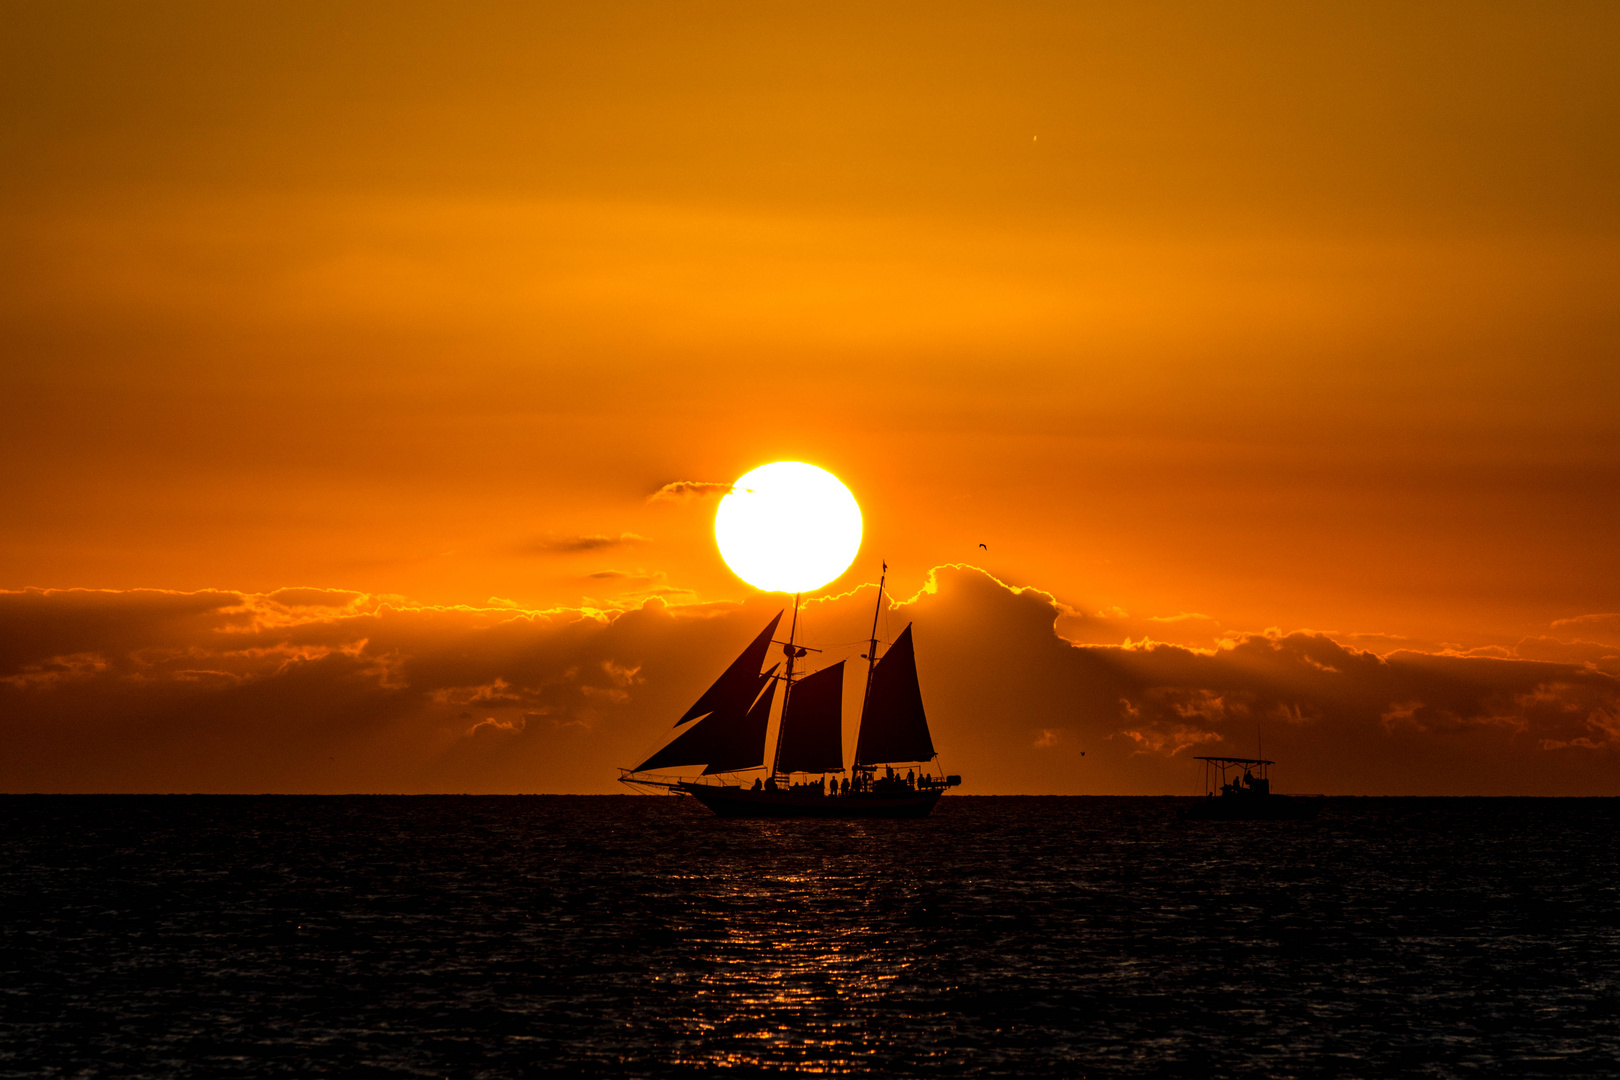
853, 624, 936, 766
633, 710, 724, 773
638, 664, 777, 774
774, 660, 845, 774
675, 611, 782, 726
702, 666, 777, 775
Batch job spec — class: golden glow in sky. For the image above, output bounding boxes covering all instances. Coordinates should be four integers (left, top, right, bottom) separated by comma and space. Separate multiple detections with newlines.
1, 3, 1618, 795
715, 462, 863, 594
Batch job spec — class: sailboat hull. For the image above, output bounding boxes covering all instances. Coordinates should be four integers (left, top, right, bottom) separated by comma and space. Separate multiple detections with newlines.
680, 783, 944, 819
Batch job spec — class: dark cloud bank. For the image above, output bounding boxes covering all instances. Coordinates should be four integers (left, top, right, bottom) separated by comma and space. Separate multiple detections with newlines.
2, 569, 1616, 794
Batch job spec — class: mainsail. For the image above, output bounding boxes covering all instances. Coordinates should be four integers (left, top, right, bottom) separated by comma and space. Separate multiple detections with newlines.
853, 624, 935, 766
675, 611, 782, 725
774, 660, 845, 774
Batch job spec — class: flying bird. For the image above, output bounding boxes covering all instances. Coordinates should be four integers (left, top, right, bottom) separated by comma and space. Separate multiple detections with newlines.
978, 543, 987, 551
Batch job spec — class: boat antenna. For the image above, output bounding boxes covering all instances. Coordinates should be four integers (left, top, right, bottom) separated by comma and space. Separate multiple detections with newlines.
769, 592, 802, 780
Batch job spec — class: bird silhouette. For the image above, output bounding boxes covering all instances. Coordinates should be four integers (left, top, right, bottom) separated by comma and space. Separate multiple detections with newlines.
978, 543, 987, 551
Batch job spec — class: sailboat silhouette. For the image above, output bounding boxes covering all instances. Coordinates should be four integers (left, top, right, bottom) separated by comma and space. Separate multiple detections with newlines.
619, 564, 961, 817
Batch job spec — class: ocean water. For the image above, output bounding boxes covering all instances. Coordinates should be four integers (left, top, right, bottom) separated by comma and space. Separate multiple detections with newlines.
2, 795, 1618, 1078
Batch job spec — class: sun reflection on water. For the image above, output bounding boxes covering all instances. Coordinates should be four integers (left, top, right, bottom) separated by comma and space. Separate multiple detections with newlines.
636, 820, 961, 1073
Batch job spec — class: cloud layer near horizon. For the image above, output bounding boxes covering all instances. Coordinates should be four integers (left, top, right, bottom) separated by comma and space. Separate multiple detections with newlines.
2, 568, 1616, 795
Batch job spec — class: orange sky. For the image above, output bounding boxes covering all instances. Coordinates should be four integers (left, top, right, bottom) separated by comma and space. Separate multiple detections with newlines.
2, 2, 1617, 793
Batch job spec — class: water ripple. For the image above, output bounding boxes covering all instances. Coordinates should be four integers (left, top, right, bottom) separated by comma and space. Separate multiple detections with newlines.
2, 795, 1618, 1077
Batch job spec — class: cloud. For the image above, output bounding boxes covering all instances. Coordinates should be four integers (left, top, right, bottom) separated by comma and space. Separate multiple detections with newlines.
1, 569, 1617, 795
647, 480, 734, 502
585, 569, 666, 584
469, 715, 526, 737
519, 532, 647, 555
1550, 613, 1620, 646
883, 566, 1620, 795
0, 584, 773, 793
1507, 636, 1620, 675
264, 588, 368, 610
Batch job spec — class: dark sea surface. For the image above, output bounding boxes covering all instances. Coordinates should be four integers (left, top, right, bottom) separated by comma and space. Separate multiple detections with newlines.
3, 795, 1618, 1078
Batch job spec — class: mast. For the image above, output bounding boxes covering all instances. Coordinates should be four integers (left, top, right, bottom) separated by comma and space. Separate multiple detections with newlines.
861, 563, 886, 723
769, 592, 802, 780
857, 562, 886, 780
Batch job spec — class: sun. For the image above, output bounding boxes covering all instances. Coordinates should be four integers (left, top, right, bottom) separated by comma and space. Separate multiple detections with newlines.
715, 462, 863, 593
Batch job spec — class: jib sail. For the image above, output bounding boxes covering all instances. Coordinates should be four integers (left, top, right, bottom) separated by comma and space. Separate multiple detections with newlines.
674, 611, 781, 726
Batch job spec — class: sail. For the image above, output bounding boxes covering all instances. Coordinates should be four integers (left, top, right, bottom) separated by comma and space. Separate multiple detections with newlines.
702, 666, 777, 775
633, 709, 726, 772
675, 611, 782, 725
853, 624, 936, 766
774, 661, 845, 774
637, 665, 777, 774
